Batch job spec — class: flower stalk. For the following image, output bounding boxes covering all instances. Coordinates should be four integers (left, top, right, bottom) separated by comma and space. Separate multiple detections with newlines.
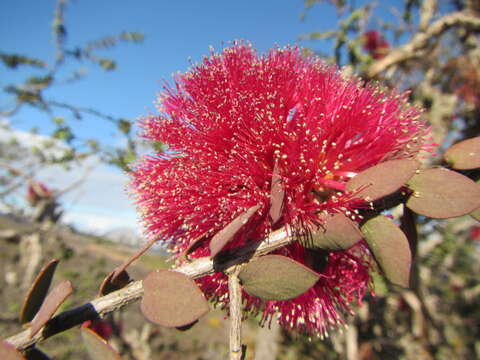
228, 266, 243, 360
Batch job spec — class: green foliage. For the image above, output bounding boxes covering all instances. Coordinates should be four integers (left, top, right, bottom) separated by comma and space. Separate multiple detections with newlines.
117, 119, 131, 135
52, 126, 74, 143
0, 52, 46, 69
0, 0, 147, 181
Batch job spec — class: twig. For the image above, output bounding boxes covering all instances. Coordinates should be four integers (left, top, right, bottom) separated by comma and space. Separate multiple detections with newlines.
52, 0, 67, 71
0, 161, 33, 179
419, 0, 437, 32
54, 163, 97, 198
47, 100, 120, 124
5, 227, 292, 351
366, 11, 480, 78
228, 267, 243, 360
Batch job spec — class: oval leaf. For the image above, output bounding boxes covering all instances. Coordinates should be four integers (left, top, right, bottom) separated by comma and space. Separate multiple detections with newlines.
406, 167, 480, 218
30, 280, 73, 337
238, 255, 320, 300
112, 236, 158, 282
361, 215, 412, 288
20, 259, 60, 324
269, 162, 284, 224
444, 136, 480, 170
99, 270, 131, 296
181, 231, 209, 260
210, 204, 260, 257
81, 327, 121, 360
308, 213, 363, 250
0, 340, 26, 360
140, 270, 209, 327
346, 159, 420, 201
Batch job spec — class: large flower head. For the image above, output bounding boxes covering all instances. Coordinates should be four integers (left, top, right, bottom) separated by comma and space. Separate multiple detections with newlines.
132, 42, 428, 336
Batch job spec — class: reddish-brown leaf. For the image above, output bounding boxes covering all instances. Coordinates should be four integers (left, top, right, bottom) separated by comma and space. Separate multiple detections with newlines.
407, 167, 480, 218
29, 280, 73, 337
180, 231, 209, 260
346, 159, 420, 201
400, 205, 418, 258
308, 213, 363, 250
112, 236, 158, 282
175, 320, 198, 331
99, 270, 131, 296
140, 270, 209, 327
209, 204, 260, 257
444, 136, 480, 170
20, 259, 59, 324
238, 255, 320, 300
81, 326, 121, 360
269, 162, 284, 224
0, 340, 26, 360
361, 215, 412, 288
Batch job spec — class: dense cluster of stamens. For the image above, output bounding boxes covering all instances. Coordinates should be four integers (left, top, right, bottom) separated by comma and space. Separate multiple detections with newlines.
132, 42, 428, 335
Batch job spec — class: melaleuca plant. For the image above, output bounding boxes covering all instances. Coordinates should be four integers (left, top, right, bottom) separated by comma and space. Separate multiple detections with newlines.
129, 43, 480, 352
3, 43, 480, 360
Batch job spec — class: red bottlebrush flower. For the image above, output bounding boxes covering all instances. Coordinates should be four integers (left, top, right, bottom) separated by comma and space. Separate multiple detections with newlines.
26, 181, 53, 206
132, 43, 428, 336
363, 30, 390, 59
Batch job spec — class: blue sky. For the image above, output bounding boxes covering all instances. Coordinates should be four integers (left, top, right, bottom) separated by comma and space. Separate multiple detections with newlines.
1, 0, 339, 136
0, 1, 401, 235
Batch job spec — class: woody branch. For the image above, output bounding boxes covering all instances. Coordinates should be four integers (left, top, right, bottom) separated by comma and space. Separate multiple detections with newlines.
6, 227, 292, 351
366, 10, 480, 78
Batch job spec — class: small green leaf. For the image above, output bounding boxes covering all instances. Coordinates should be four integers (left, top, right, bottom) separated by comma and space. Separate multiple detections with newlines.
210, 204, 260, 257
361, 215, 411, 287
238, 255, 320, 300
30, 280, 73, 337
52, 117, 64, 125
346, 159, 420, 201
20, 259, 60, 324
26, 75, 52, 89
406, 168, 480, 218
308, 213, 362, 250
0, 340, 26, 359
120, 32, 145, 42
0, 52, 46, 69
118, 119, 131, 135
444, 136, 480, 170
140, 270, 209, 327
52, 127, 74, 143
81, 327, 121, 360
99, 58, 116, 71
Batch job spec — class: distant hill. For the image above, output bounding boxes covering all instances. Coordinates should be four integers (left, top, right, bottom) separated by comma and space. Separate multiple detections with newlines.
103, 227, 142, 247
